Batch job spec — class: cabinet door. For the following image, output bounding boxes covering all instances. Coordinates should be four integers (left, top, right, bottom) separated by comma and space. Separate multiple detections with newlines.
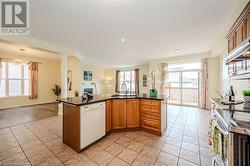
235, 22, 246, 46
246, 13, 250, 38
105, 100, 112, 133
228, 35, 235, 53
141, 118, 160, 132
112, 99, 126, 129
126, 99, 140, 128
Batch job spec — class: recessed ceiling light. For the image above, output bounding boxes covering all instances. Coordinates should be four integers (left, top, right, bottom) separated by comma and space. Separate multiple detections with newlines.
174, 49, 179, 53
120, 38, 125, 42
19, 48, 26, 51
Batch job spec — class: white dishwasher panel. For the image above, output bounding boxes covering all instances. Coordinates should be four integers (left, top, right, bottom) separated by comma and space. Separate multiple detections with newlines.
80, 102, 105, 149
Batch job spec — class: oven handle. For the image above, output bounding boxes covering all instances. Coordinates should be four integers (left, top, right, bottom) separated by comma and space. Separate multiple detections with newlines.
215, 121, 229, 135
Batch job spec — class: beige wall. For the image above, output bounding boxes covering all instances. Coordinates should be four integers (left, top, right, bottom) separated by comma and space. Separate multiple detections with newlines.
207, 57, 220, 99
148, 52, 220, 99
0, 54, 61, 109
67, 57, 107, 97
67, 56, 81, 97
103, 52, 221, 99
103, 64, 150, 94
82, 66, 106, 95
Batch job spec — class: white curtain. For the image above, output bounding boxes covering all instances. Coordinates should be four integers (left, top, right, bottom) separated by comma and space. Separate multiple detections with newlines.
164, 63, 169, 97
201, 58, 209, 109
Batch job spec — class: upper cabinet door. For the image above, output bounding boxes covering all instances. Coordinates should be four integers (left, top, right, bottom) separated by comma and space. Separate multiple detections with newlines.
228, 35, 235, 53
235, 22, 246, 46
246, 13, 250, 38
126, 99, 140, 128
112, 99, 126, 129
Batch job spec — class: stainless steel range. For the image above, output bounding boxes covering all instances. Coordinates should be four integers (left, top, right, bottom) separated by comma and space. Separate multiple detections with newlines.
210, 98, 250, 166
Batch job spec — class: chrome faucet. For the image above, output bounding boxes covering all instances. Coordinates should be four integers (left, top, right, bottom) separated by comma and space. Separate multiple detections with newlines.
121, 82, 128, 95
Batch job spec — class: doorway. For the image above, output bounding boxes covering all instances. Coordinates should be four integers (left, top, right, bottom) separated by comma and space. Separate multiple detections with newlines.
165, 62, 201, 106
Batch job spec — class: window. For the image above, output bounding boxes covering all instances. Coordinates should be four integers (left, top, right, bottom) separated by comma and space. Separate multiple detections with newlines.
119, 70, 135, 93
0, 62, 30, 97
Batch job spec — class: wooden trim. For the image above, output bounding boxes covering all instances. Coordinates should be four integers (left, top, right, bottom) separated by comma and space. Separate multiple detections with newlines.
0, 101, 59, 110
63, 103, 81, 153
226, 1, 250, 39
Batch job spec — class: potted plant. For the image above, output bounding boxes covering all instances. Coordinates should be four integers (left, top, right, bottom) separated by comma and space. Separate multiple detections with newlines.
242, 90, 250, 108
75, 90, 79, 97
52, 84, 61, 99
149, 71, 157, 97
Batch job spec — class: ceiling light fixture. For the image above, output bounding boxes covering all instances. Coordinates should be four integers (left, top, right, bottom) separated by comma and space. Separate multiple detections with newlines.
174, 49, 179, 53
120, 38, 125, 42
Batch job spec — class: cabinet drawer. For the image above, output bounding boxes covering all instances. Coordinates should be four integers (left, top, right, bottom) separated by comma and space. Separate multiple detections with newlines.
141, 118, 160, 132
142, 111, 160, 121
141, 105, 160, 114
141, 99, 160, 107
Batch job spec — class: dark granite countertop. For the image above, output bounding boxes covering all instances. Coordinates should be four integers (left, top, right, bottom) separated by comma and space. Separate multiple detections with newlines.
210, 98, 250, 135
58, 94, 166, 106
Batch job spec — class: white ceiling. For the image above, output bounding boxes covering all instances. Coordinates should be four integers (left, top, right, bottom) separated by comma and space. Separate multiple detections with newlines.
27, 0, 247, 67
0, 40, 61, 60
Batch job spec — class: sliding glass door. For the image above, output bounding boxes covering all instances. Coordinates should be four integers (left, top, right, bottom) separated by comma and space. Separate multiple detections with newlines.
166, 69, 200, 106
182, 71, 199, 106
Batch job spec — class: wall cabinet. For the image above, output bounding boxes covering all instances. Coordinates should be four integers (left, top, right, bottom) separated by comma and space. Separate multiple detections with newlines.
126, 99, 140, 128
105, 100, 112, 133
228, 60, 249, 76
246, 13, 250, 37
228, 35, 235, 53
235, 22, 246, 46
112, 99, 127, 129
226, 2, 250, 77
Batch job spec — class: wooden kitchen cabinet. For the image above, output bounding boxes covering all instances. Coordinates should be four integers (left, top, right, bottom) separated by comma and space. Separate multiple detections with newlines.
105, 100, 112, 133
112, 99, 126, 129
246, 13, 250, 37
141, 118, 161, 132
226, 2, 250, 77
235, 22, 246, 46
126, 99, 140, 128
141, 99, 161, 133
228, 34, 235, 53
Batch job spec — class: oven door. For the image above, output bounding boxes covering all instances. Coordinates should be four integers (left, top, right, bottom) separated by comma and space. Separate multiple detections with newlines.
212, 118, 229, 166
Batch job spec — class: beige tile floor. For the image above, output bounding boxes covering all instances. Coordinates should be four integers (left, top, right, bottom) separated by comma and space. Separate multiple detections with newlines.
0, 105, 214, 166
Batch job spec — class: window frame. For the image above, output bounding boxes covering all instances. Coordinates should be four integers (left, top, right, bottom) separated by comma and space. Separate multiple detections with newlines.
0, 62, 30, 98
119, 70, 135, 93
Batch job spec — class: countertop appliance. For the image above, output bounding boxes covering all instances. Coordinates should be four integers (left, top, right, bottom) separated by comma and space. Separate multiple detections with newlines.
80, 102, 105, 149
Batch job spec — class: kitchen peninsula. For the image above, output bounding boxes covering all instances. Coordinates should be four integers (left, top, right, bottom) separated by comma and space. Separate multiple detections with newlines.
59, 94, 167, 153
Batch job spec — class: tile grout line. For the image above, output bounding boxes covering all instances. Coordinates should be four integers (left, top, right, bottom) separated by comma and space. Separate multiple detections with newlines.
23, 123, 75, 165
9, 127, 32, 166
176, 109, 187, 166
